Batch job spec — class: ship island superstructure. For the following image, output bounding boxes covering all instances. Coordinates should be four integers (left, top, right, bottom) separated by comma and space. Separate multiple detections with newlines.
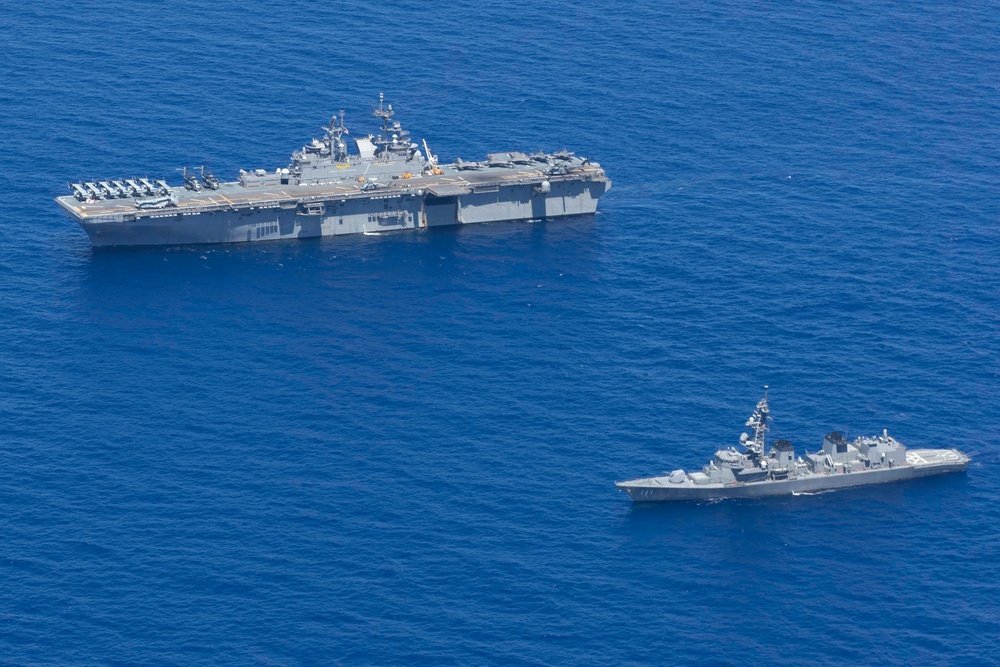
56, 95, 611, 247
616, 388, 970, 502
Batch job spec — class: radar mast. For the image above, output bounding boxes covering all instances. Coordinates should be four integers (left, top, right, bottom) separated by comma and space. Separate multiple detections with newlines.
742, 386, 770, 460
323, 109, 349, 162
373, 92, 394, 135
372, 92, 416, 161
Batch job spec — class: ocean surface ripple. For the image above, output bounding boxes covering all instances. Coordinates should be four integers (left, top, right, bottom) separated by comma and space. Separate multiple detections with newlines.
0, 1, 998, 664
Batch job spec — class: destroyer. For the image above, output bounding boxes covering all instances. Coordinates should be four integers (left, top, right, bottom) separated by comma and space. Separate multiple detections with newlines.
56, 95, 610, 247
616, 388, 969, 502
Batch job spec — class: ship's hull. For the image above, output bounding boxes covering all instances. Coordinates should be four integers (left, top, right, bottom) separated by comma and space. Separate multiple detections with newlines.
616, 452, 969, 502
71, 177, 607, 248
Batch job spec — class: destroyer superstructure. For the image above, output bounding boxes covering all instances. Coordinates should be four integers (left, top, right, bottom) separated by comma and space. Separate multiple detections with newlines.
57, 95, 610, 247
616, 389, 970, 502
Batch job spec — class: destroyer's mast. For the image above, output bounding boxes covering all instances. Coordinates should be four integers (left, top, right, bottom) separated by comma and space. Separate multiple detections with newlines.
742, 386, 770, 461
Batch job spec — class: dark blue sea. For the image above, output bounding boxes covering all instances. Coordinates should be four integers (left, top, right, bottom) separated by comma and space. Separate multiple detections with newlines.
1, 1, 998, 664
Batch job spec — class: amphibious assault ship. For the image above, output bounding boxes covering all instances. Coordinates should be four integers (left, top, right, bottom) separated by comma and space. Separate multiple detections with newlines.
56, 95, 610, 247
616, 389, 969, 502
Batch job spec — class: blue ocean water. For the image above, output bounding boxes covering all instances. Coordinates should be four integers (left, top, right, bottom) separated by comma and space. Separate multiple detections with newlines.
1, 0, 999, 664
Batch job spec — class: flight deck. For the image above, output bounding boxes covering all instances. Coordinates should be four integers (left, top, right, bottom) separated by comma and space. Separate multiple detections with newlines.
56, 96, 610, 247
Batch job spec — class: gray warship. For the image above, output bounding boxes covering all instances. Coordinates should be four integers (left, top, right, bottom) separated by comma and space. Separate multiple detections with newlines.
616, 388, 970, 502
56, 95, 610, 247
